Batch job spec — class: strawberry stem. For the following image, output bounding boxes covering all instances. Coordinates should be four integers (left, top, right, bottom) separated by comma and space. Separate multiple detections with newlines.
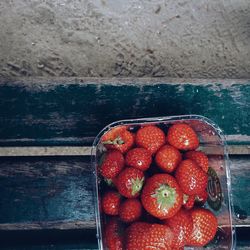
102, 136, 124, 145
104, 178, 113, 186
152, 184, 176, 210
131, 177, 144, 196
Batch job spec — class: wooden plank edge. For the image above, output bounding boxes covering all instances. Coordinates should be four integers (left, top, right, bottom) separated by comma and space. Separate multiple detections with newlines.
0, 146, 92, 157
1, 77, 250, 88
0, 145, 250, 156
0, 221, 96, 231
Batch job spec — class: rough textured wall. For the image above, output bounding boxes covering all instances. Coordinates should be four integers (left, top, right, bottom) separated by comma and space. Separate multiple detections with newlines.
0, 0, 249, 78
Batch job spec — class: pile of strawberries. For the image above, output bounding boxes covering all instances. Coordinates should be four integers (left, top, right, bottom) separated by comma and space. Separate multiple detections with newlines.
98, 123, 218, 250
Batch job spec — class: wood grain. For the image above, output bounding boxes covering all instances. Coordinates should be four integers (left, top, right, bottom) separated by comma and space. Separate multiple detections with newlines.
0, 155, 248, 231
0, 78, 249, 248
0, 78, 249, 146
1, 144, 250, 157
0, 156, 95, 229
0, 152, 248, 249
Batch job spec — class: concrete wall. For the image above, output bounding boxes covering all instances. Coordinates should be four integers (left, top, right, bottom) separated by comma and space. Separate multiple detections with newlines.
0, 0, 249, 78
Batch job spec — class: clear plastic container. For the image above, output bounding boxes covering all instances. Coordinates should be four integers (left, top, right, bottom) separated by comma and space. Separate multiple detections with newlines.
91, 115, 236, 249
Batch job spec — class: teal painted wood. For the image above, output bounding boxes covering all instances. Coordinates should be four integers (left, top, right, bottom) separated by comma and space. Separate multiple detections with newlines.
0, 155, 249, 248
0, 78, 249, 145
231, 156, 250, 222
0, 157, 95, 227
0, 156, 248, 229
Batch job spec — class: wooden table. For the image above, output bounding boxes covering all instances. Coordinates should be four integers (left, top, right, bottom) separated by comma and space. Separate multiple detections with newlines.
0, 78, 249, 249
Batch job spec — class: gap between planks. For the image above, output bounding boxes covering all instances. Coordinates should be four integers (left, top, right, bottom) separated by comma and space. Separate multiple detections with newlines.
0, 145, 250, 157
0, 221, 96, 231
0, 219, 248, 231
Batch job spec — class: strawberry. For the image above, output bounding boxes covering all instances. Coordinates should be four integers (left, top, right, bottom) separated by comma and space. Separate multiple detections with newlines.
141, 174, 183, 219
187, 208, 218, 246
104, 217, 125, 250
116, 167, 144, 198
167, 123, 199, 150
135, 125, 165, 155
101, 125, 134, 153
195, 189, 208, 205
164, 208, 193, 248
102, 191, 121, 215
100, 150, 125, 179
126, 221, 146, 234
126, 222, 173, 250
183, 194, 195, 210
184, 150, 209, 172
175, 159, 208, 195
119, 198, 142, 223
155, 145, 182, 173
125, 147, 152, 171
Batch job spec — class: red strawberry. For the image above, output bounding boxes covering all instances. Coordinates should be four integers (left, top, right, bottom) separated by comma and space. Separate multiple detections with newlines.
102, 191, 121, 215
100, 150, 125, 179
126, 222, 173, 250
101, 125, 134, 153
164, 208, 193, 248
175, 159, 208, 195
135, 125, 165, 155
187, 208, 218, 246
125, 147, 152, 171
104, 218, 125, 250
119, 198, 142, 223
126, 221, 146, 237
141, 174, 183, 219
195, 189, 208, 205
116, 167, 144, 198
167, 123, 199, 150
155, 145, 182, 173
183, 194, 195, 210
184, 150, 209, 172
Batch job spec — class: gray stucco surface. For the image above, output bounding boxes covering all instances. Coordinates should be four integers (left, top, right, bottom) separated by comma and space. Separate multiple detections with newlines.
0, 0, 249, 78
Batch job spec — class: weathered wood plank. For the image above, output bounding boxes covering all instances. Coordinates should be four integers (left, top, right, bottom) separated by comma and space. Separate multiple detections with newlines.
0, 229, 97, 249
0, 155, 248, 248
0, 157, 95, 228
0, 78, 249, 146
0, 155, 248, 230
231, 156, 250, 228
1, 144, 250, 157
0, 228, 249, 249
0, 146, 92, 157
0, 221, 95, 230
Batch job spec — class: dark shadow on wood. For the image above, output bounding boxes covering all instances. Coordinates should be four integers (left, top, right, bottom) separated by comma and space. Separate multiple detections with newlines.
0, 229, 97, 248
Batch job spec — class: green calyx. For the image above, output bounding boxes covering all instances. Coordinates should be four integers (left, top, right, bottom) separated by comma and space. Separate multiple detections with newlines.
131, 177, 144, 196
104, 178, 114, 187
102, 136, 124, 145
151, 184, 177, 210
